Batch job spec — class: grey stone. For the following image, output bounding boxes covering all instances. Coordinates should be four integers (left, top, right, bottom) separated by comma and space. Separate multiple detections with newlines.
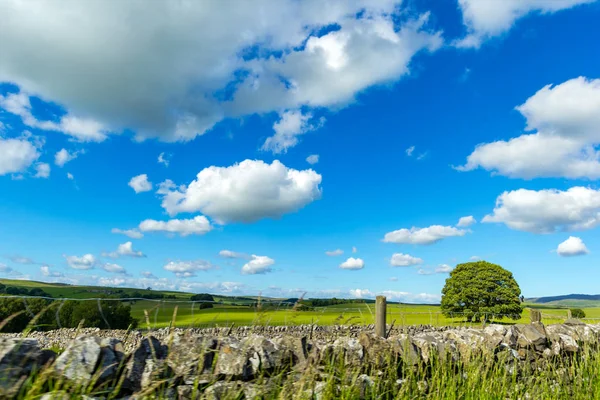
0, 337, 42, 395
202, 381, 244, 400
124, 336, 168, 392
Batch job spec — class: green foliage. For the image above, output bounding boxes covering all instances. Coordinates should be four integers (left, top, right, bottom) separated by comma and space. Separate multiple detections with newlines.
441, 261, 523, 322
571, 308, 586, 319
190, 293, 214, 302
301, 298, 367, 307
197, 302, 213, 309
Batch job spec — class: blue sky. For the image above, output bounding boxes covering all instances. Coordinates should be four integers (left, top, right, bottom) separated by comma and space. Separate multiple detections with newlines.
1, 0, 600, 302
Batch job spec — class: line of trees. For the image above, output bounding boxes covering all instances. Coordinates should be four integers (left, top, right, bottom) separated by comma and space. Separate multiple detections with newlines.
0, 283, 52, 298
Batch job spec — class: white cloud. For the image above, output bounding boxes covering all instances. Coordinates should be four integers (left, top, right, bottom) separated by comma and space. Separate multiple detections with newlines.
102, 262, 127, 274
0, 264, 14, 274
434, 264, 453, 273
383, 225, 467, 245
111, 228, 144, 239
40, 265, 64, 277
455, 0, 595, 48
10, 256, 36, 264
389, 276, 398, 281
352, 246, 358, 253
390, 253, 423, 267
0, 1, 441, 143
470, 255, 481, 261
158, 152, 171, 167
339, 257, 364, 270
158, 160, 322, 223
405, 146, 415, 156
0, 136, 40, 176
325, 249, 344, 256
67, 172, 74, 180
241, 255, 275, 275
219, 250, 249, 259
483, 186, 600, 233
556, 236, 589, 257
128, 174, 152, 193
64, 254, 96, 270
102, 241, 145, 259
0, 91, 107, 142
380, 290, 440, 304
459, 77, 600, 179
141, 271, 157, 279
164, 259, 214, 278
349, 288, 373, 298
55, 148, 83, 167
98, 277, 126, 286
457, 215, 476, 227
34, 162, 50, 178
306, 154, 319, 165
262, 110, 325, 154
138, 216, 212, 237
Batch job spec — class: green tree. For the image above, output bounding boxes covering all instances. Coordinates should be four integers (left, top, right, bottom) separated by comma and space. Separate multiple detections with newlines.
571, 308, 586, 319
441, 261, 523, 322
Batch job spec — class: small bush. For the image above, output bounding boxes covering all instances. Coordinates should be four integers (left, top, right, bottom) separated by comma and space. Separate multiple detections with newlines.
571, 308, 586, 319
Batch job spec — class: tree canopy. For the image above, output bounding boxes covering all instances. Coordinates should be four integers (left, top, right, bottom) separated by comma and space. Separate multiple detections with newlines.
441, 261, 522, 322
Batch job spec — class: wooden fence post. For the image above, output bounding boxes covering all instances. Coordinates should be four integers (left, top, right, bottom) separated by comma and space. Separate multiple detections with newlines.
530, 309, 541, 323
375, 296, 387, 337
567, 309, 572, 319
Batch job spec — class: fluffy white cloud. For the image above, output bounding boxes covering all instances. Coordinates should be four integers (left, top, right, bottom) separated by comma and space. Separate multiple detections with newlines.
0, 1, 441, 143
0, 91, 107, 142
102, 263, 127, 274
456, 0, 595, 48
138, 216, 212, 237
55, 148, 83, 167
102, 241, 145, 259
380, 290, 440, 304
64, 254, 96, 270
111, 228, 144, 239
306, 154, 319, 165
349, 288, 373, 298
34, 162, 50, 178
163, 259, 214, 278
390, 253, 423, 267
383, 225, 467, 245
0, 135, 40, 176
128, 174, 152, 193
98, 277, 126, 286
457, 215, 476, 227
556, 236, 589, 256
339, 257, 364, 270
219, 250, 249, 259
158, 152, 171, 167
40, 265, 64, 277
459, 78, 600, 179
483, 186, 600, 233
158, 160, 322, 223
67, 172, 74, 180
435, 264, 453, 273
325, 249, 344, 256
241, 255, 275, 275
262, 110, 324, 154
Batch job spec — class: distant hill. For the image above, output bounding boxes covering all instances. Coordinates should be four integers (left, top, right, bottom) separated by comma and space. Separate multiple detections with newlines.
527, 294, 600, 308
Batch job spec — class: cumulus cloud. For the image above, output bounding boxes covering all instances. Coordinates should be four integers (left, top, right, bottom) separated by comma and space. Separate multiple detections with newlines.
138, 216, 212, 237
40, 265, 64, 277
0, 91, 107, 142
128, 174, 152, 193
556, 236, 589, 257
163, 260, 214, 278
383, 225, 467, 245
102, 241, 146, 259
111, 228, 144, 239
0, 1, 441, 143
55, 148, 83, 167
455, 0, 595, 48
349, 288, 373, 298
262, 110, 325, 154
33, 162, 50, 178
457, 215, 476, 227
158, 152, 171, 167
339, 257, 365, 270
325, 249, 344, 256
459, 78, 600, 179
64, 254, 96, 270
390, 253, 423, 267
306, 154, 319, 165
102, 263, 127, 274
241, 255, 275, 275
483, 186, 600, 233
435, 264, 453, 273
158, 160, 322, 224
219, 250, 249, 259
380, 290, 440, 304
0, 135, 41, 176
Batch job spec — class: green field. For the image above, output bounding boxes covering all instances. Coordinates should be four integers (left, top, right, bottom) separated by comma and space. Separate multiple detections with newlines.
3, 278, 600, 329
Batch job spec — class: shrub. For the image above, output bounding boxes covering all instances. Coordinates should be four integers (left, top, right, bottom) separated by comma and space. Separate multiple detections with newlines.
571, 308, 586, 319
